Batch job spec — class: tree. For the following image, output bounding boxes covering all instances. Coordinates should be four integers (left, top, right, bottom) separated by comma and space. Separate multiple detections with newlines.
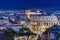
7, 28, 17, 36
18, 28, 36, 36
2, 28, 18, 40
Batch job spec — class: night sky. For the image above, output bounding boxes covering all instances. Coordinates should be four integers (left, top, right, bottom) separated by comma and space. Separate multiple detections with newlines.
0, 0, 60, 10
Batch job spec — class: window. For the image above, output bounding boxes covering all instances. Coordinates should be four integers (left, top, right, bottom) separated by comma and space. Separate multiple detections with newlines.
44, 23, 46, 25
31, 26, 38, 30
44, 23, 48, 26
49, 23, 51, 25
31, 22, 37, 26
40, 23, 43, 26
42, 18, 44, 20
46, 23, 48, 26
35, 27, 38, 30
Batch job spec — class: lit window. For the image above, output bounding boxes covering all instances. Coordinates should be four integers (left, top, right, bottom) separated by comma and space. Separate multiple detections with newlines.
44, 23, 47, 25
46, 23, 48, 26
49, 23, 50, 25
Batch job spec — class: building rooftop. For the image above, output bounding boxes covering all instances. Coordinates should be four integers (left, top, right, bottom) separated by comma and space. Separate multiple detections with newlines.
30, 15, 58, 22
17, 14, 28, 21
4, 24, 27, 31
4, 24, 26, 27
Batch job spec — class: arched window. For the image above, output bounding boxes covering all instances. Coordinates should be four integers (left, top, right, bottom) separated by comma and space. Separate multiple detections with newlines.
49, 23, 50, 25
44, 23, 46, 25
46, 23, 48, 26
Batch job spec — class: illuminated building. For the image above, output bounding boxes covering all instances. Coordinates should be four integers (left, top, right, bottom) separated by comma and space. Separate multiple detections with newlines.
25, 10, 42, 19
25, 10, 59, 34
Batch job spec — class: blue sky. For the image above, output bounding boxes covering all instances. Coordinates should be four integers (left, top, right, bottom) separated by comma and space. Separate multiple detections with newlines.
0, 0, 19, 10
0, 0, 60, 10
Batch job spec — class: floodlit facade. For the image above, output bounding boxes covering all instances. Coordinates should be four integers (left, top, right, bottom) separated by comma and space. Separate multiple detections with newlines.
25, 11, 59, 34
0, 10, 60, 40
25, 10, 42, 19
